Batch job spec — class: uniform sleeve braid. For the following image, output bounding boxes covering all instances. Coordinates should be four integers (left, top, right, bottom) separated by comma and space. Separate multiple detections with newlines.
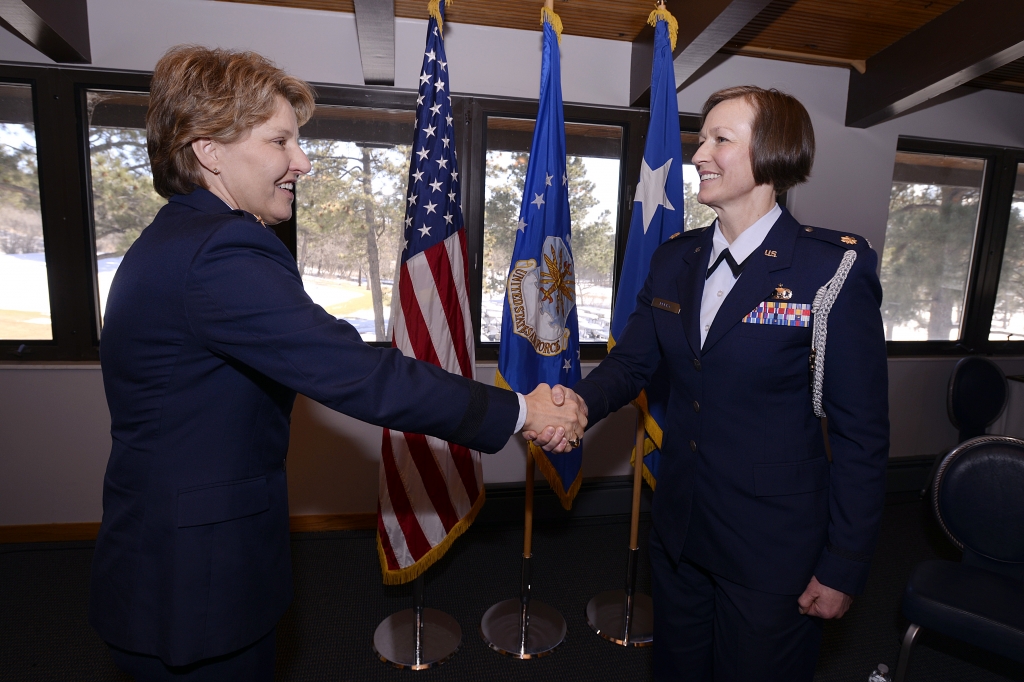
811, 249, 858, 418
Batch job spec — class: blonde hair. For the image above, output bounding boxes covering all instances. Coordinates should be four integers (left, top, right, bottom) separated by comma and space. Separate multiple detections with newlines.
147, 45, 316, 198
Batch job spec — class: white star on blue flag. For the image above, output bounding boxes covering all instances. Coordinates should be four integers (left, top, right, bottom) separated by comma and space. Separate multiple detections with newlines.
402, 20, 463, 262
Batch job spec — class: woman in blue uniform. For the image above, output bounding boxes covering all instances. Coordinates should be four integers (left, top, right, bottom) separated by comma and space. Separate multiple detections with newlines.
570, 86, 889, 681
90, 46, 584, 681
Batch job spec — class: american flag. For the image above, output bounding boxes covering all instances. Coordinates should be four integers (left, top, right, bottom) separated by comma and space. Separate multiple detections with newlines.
376, 1, 482, 585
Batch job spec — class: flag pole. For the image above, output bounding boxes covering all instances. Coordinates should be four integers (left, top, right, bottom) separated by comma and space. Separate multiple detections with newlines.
371, 0, 473, 668
373, 569, 463, 669
585, 410, 654, 646
480, 445, 566, 658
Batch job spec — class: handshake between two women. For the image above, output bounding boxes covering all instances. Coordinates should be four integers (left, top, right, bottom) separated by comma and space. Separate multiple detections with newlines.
519, 383, 589, 454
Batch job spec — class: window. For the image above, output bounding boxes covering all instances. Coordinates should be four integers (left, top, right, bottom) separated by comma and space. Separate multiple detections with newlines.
989, 164, 1024, 341
481, 116, 623, 343
0, 83, 46, 340
8, 63, 1021, 362
298, 105, 414, 342
680, 130, 717, 232
881, 138, 1024, 354
86, 90, 160, 327
880, 151, 986, 341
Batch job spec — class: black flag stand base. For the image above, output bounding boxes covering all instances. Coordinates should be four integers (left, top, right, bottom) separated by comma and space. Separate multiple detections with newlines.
373, 574, 461, 670
480, 446, 566, 658
586, 413, 654, 647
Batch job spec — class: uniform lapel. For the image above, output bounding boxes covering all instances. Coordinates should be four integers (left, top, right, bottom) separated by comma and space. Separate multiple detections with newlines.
701, 208, 800, 354
677, 227, 714, 358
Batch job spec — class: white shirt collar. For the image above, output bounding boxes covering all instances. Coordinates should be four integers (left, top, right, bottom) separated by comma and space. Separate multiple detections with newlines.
710, 203, 782, 265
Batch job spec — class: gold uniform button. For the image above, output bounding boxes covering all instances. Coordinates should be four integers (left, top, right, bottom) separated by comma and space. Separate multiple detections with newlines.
689, 440, 697, 452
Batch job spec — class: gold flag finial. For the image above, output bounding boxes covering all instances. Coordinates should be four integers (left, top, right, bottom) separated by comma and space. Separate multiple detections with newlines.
647, 1, 678, 51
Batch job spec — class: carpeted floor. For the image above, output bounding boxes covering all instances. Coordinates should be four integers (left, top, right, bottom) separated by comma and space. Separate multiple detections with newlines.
2, 493, 1023, 682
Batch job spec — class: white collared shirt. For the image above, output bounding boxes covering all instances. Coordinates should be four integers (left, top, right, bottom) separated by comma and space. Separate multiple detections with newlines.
699, 203, 782, 347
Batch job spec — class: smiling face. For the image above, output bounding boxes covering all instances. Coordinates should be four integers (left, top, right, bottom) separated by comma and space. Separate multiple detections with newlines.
209, 96, 311, 224
692, 96, 769, 215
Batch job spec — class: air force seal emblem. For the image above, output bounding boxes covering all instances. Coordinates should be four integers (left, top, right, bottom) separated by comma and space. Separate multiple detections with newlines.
507, 235, 576, 356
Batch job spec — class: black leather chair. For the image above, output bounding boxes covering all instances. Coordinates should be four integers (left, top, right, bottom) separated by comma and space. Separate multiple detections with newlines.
921, 357, 1009, 499
894, 435, 1024, 682
947, 356, 1008, 443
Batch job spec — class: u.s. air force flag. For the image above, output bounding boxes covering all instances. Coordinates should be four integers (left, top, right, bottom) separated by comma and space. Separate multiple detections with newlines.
495, 7, 582, 509
610, 7, 683, 489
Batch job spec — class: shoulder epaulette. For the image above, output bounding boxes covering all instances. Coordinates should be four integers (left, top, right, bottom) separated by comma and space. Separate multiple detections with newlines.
797, 225, 872, 251
670, 226, 708, 240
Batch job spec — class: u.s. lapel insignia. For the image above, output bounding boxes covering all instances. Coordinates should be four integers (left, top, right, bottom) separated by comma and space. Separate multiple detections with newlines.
840, 235, 857, 245
764, 249, 777, 258
770, 284, 793, 301
253, 213, 267, 228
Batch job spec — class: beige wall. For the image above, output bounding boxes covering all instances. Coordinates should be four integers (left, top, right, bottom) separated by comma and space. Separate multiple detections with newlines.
8, 357, 1024, 525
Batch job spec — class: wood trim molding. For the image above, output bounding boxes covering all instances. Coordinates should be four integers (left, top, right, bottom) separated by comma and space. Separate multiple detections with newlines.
0, 0, 91, 63
0, 514, 378, 543
0, 522, 101, 543
845, 0, 1024, 128
289, 513, 376, 533
629, 0, 773, 107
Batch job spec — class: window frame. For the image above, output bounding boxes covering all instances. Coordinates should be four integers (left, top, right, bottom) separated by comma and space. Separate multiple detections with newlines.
11, 63, 1021, 364
0, 65, 153, 362
465, 96, 646, 361
884, 136, 1024, 356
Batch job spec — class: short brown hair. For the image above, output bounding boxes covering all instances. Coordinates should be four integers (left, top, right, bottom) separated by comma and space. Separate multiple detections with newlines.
147, 45, 316, 198
701, 86, 814, 193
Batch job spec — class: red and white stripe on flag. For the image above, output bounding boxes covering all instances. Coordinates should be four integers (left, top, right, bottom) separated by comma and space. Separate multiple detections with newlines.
377, 230, 483, 584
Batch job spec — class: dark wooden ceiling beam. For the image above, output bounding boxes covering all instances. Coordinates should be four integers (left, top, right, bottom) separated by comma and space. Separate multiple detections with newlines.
629, 0, 772, 107
353, 0, 394, 86
0, 0, 90, 63
846, 0, 1024, 128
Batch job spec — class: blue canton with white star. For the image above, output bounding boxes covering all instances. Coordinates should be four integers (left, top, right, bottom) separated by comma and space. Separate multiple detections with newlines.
402, 9, 461, 263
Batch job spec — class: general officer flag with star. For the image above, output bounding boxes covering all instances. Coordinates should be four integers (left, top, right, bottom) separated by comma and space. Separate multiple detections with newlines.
495, 7, 582, 509
610, 6, 684, 489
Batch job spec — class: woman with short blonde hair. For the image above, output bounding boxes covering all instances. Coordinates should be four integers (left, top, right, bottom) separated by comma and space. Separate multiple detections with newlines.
90, 45, 580, 681
146, 45, 315, 198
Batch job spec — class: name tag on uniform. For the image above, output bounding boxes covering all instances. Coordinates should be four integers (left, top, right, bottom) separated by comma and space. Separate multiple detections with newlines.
651, 297, 680, 314
742, 301, 812, 327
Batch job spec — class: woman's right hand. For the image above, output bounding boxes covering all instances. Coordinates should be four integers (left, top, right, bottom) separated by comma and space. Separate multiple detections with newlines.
521, 384, 588, 453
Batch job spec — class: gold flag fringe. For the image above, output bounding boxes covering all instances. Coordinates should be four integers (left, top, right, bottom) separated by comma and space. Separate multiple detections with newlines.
494, 369, 582, 510
529, 440, 583, 510
540, 6, 563, 43
629, 434, 659, 491
609, 333, 661, 491
427, 0, 453, 33
647, 5, 678, 51
378, 486, 486, 585
632, 390, 665, 450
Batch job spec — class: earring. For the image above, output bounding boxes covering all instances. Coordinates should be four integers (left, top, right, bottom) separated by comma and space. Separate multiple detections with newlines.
212, 168, 220, 175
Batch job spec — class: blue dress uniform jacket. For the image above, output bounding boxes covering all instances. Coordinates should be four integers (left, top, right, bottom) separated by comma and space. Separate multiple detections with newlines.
575, 207, 889, 597
90, 188, 519, 666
